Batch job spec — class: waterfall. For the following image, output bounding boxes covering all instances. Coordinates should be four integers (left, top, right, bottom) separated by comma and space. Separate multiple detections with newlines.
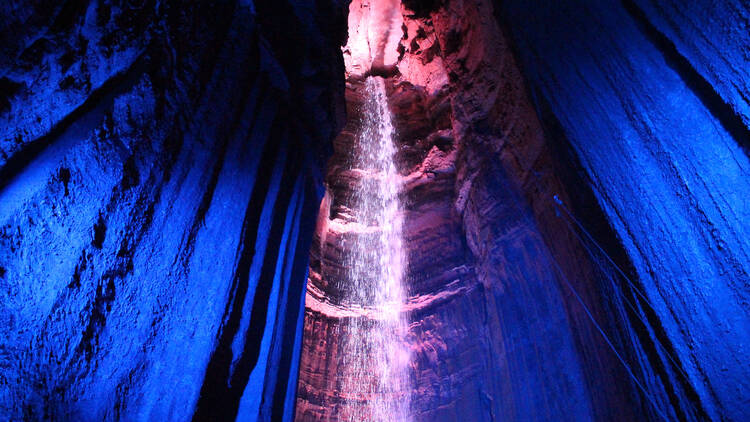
336, 76, 411, 421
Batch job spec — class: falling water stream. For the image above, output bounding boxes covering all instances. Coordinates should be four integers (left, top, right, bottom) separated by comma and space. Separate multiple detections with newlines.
337, 76, 411, 421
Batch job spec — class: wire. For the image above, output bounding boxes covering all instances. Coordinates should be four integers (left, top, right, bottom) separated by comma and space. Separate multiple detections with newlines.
547, 250, 671, 421
552, 196, 694, 384
551, 194, 703, 419
553, 195, 652, 306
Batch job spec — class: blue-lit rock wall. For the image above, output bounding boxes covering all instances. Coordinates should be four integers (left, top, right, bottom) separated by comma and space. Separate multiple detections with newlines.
501, 0, 750, 420
0, 1, 346, 420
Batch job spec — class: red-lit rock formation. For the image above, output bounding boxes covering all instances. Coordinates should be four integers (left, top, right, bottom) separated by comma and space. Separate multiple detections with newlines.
295, 0, 645, 420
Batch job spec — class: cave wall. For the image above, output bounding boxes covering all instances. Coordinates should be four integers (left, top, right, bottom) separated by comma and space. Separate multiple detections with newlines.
297, 0, 648, 420
298, 0, 750, 421
2, 0, 748, 421
0, 1, 346, 420
501, 0, 750, 420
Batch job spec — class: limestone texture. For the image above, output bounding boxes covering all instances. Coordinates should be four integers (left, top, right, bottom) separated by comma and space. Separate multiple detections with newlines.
0, 1, 346, 420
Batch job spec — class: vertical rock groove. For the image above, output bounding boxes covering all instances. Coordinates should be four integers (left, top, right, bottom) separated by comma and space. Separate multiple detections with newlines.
621, 0, 750, 151
502, 0, 750, 419
0, 0, 347, 420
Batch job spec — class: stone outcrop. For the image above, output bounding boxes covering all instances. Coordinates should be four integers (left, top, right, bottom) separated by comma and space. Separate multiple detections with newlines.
0, 1, 346, 420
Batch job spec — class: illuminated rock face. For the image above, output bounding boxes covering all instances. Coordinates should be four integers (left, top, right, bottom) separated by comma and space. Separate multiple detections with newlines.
502, 1, 750, 420
2, 0, 749, 421
0, 1, 346, 420
297, 0, 750, 421
298, 1, 619, 420
344, 0, 403, 77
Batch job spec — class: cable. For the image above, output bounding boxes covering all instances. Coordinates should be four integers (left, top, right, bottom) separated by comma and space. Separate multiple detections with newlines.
552, 196, 694, 384
547, 252, 671, 421
552, 195, 652, 306
551, 195, 703, 419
